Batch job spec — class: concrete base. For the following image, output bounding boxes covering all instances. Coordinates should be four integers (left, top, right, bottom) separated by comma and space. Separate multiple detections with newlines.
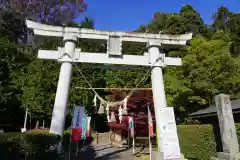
211, 152, 240, 160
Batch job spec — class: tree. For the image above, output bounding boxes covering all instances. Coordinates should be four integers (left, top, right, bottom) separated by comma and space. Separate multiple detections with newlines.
164, 32, 240, 114
227, 13, 240, 56
0, 32, 29, 128
179, 5, 204, 35
0, 0, 88, 43
212, 6, 230, 32
146, 12, 167, 33
80, 16, 95, 29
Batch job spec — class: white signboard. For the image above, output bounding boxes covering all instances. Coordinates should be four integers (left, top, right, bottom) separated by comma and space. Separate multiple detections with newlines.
159, 107, 181, 160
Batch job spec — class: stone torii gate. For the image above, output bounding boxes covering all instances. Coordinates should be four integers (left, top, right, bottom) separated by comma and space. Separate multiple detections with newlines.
26, 19, 192, 159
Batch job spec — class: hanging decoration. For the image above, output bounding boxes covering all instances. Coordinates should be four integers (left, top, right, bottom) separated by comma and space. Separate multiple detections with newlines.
98, 100, 105, 114
122, 96, 128, 115
106, 104, 110, 122
93, 94, 97, 107
118, 106, 123, 123
109, 112, 116, 123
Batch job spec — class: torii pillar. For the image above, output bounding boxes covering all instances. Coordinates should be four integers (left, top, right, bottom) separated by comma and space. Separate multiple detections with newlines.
25, 19, 192, 159
50, 35, 77, 135
148, 41, 167, 147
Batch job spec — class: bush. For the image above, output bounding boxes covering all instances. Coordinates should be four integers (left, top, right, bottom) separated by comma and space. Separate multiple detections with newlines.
1, 124, 240, 160
178, 124, 240, 160
0, 131, 60, 160
136, 124, 240, 160
0, 133, 22, 160
23, 131, 60, 160
178, 125, 217, 160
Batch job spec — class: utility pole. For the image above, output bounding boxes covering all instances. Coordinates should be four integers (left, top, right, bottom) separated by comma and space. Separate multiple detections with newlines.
25, 19, 192, 159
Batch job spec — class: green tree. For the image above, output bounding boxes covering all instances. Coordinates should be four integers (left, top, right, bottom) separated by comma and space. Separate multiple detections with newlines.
212, 6, 230, 32
164, 32, 240, 114
0, 31, 29, 128
227, 13, 240, 56
179, 5, 204, 35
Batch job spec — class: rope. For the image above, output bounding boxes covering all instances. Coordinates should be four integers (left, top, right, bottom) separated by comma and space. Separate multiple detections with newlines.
74, 87, 152, 90
63, 51, 161, 107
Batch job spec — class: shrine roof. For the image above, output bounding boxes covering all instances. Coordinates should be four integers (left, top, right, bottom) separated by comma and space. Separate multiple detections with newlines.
188, 99, 240, 118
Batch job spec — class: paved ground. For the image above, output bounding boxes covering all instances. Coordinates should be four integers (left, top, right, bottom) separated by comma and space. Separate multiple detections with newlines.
66, 144, 155, 160
77, 144, 134, 160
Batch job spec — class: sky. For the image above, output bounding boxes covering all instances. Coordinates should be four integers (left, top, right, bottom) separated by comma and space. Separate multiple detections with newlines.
75, 0, 240, 32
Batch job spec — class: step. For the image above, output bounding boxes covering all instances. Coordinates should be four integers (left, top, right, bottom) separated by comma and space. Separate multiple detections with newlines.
93, 145, 128, 159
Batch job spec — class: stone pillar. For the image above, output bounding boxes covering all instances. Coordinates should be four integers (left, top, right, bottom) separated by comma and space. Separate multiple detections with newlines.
148, 41, 182, 160
147, 42, 166, 154
50, 35, 77, 136
214, 94, 240, 160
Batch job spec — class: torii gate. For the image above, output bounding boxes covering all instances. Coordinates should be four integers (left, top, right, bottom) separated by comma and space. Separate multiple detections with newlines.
26, 19, 192, 159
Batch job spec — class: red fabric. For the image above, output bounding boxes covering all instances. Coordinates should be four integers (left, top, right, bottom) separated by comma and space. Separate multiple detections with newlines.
72, 128, 82, 141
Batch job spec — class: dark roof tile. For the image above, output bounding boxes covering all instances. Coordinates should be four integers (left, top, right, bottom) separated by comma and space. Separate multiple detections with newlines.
189, 99, 240, 117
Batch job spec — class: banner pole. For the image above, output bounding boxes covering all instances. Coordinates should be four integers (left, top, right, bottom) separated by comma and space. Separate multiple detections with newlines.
76, 142, 79, 156
128, 128, 130, 148
149, 136, 152, 160
69, 119, 73, 159
133, 136, 135, 155
133, 117, 135, 155
68, 135, 72, 160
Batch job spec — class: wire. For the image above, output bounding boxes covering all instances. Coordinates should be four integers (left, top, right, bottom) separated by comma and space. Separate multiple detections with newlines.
74, 87, 152, 90
63, 51, 161, 107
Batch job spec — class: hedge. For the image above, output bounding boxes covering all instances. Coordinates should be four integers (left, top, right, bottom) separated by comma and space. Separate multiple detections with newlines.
178, 125, 217, 160
0, 130, 95, 160
1, 125, 240, 160
0, 131, 60, 160
178, 124, 240, 160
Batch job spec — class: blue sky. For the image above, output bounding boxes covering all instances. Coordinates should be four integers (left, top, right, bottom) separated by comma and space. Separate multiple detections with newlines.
75, 0, 240, 32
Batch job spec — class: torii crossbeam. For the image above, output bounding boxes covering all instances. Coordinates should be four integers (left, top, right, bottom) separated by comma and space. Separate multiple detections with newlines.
26, 19, 192, 160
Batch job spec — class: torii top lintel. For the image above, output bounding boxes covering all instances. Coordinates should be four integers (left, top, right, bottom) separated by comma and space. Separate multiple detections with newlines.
26, 19, 192, 46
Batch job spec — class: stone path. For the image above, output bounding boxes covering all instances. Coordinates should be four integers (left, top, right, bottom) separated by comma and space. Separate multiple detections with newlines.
67, 144, 156, 160
68, 144, 135, 160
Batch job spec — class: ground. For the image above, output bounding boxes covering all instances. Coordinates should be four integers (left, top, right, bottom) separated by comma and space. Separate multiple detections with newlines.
67, 144, 155, 160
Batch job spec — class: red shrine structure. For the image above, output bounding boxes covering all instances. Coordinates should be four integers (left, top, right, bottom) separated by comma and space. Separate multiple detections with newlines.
105, 90, 156, 144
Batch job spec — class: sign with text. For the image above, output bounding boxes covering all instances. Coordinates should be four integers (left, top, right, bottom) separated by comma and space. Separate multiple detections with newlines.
159, 107, 181, 160
72, 106, 85, 141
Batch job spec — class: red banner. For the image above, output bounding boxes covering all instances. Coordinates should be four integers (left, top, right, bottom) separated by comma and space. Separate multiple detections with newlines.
148, 106, 154, 137
72, 128, 82, 141
149, 124, 154, 137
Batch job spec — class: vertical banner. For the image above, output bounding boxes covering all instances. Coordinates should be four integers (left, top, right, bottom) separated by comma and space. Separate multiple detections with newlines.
128, 117, 134, 137
148, 106, 153, 160
86, 117, 91, 137
72, 107, 85, 141
81, 116, 91, 139
129, 116, 135, 154
81, 117, 87, 140
148, 106, 154, 137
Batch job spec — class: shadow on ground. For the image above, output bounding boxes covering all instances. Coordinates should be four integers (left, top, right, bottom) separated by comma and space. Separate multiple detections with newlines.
63, 135, 133, 160
66, 145, 129, 160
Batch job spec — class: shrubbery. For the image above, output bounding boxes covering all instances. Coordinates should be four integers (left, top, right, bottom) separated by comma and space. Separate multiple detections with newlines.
178, 124, 240, 160
1, 124, 240, 160
0, 131, 60, 160
178, 125, 217, 160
